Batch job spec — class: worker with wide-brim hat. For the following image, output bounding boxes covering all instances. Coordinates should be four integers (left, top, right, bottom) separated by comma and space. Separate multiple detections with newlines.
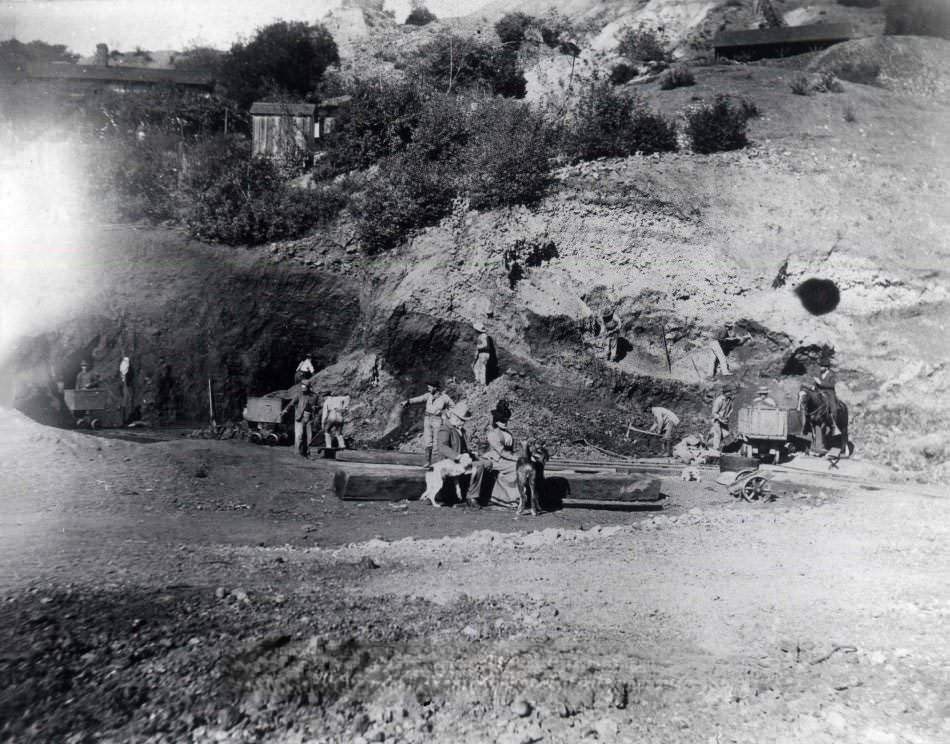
708, 385, 735, 452
752, 387, 777, 408
814, 354, 839, 433
281, 378, 317, 457
472, 322, 497, 386
403, 380, 455, 469
436, 401, 484, 507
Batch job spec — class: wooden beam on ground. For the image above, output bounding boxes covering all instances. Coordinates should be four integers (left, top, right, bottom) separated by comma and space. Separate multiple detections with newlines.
332, 468, 663, 504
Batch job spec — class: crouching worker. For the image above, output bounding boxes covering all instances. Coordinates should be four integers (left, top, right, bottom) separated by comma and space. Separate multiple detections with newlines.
647, 404, 680, 459
434, 402, 485, 508
281, 380, 317, 458
321, 391, 350, 450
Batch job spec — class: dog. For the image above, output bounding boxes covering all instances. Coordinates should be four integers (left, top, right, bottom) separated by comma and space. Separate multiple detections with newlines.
516, 441, 549, 516
419, 453, 474, 507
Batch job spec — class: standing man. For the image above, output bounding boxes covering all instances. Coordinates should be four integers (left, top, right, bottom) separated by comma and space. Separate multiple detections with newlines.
282, 380, 317, 457
295, 353, 315, 385
436, 401, 486, 508
321, 391, 350, 450
403, 381, 455, 469
119, 355, 132, 423
472, 322, 497, 386
646, 404, 680, 459
814, 356, 839, 434
708, 386, 734, 451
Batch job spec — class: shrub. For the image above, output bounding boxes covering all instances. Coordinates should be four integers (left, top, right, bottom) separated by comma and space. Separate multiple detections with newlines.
813, 71, 844, 93
315, 79, 425, 177
411, 32, 527, 98
566, 78, 678, 161
659, 66, 696, 90
789, 74, 813, 95
739, 97, 761, 119
685, 95, 752, 154
616, 25, 670, 63
186, 157, 342, 245
350, 154, 455, 254
843, 103, 858, 123
94, 139, 179, 223
609, 62, 637, 86
495, 11, 535, 47
456, 99, 554, 209
405, 5, 437, 26
884, 0, 950, 39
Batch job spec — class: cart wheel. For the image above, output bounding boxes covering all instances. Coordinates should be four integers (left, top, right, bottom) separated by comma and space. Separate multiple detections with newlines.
250, 431, 263, 444
75, 417, 88, 429
266, 432, 280, 445
90, 419, 100, 430
742, 476, 770, 501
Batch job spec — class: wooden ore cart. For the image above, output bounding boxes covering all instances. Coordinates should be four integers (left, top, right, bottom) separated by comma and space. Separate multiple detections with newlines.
63, 389, 123, 429
736, 406, 806, 463
242, 395, 292, 445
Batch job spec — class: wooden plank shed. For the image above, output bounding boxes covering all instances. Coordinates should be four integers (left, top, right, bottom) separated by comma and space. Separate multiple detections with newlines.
249, 101, 318, 159
713, 23, 860, 61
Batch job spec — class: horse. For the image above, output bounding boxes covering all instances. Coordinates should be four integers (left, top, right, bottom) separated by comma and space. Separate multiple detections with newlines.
798, 388, 853, 457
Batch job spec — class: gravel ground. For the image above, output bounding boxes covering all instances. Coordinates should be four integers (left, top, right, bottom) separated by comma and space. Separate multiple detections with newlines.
1, 410, 948, 743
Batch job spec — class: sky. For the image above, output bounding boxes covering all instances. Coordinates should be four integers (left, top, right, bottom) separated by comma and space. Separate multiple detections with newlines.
0, 0, 491, 55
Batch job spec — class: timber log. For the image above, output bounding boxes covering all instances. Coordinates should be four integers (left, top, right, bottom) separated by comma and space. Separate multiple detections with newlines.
332, 467, 663, 504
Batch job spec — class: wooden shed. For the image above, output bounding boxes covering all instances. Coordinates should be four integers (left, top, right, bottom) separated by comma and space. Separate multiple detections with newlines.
250, 102, 317, 159
713, 24, 859, 61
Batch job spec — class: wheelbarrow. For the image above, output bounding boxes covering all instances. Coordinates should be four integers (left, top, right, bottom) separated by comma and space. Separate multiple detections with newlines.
718, 468, 773, 502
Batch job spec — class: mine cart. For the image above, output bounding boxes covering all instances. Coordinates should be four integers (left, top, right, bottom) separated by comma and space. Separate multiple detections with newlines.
736, 406, 805, 463
63, 389, 122, 429
242, 395, 291, 445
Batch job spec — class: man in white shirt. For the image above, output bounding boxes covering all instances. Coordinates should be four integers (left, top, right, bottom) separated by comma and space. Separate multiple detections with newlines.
294, 353, 315, 384
403, 381, 455, 469
647, 405, 680, 459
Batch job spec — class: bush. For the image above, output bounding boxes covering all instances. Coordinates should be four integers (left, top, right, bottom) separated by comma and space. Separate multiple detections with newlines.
659, 66, 696, 90
91, 138, 179, 223
187, 157, 342, 245
813, 71, 844, 93
566, 78, 678, 161
495, 12, 535, 47
609, 62, 637, 86
616, 25, 670, 63
789, 74, 813, 95
884, 0, 950, 39
315, 79, 425, 177
685, 95, 752, 154
405, 6, 437, 26
411, 32, 527, 98
350, 154, 455, 255
739, 97, 761, 119
843, 103, 858, 123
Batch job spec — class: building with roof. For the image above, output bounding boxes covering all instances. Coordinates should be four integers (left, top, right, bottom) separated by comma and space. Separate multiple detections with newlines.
713, 24, 860, 61
250, 97, 351, 160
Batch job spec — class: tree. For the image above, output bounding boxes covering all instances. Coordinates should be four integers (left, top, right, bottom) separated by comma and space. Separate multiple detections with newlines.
412, 32, 527, 98
405, 4, 437, 27
495, 12, 535, 47
219, 21, 339, 109
0, 39, 78, 67
616, 24, 670, 63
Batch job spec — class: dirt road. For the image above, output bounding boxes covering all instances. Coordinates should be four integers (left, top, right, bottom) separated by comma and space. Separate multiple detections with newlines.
1, 410, 947, 743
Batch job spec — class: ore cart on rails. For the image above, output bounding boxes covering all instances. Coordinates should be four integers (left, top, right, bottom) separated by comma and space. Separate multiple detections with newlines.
63, 389, 123, 429
736, 406, 807, 463
242, 395, 292, 445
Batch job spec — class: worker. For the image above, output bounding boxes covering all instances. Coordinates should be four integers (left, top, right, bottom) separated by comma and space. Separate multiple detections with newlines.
74, 360, 98, 390
646, 405, 680, 459
708, 386, 735, 451
707, 323, 752, 377
402, 381, 455, 469
119, 355, 132, 423
435, 401, 485, 508
281, 380, 317, 458
321, 390, 350, 450
752, 387, 777, 407
601, 310, 620, 361
472, 322, 497, 386
294, 353, 315, 384
814, 356, 840, 434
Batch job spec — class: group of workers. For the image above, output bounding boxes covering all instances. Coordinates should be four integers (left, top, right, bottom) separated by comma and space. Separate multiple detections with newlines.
282, 374, 349, 458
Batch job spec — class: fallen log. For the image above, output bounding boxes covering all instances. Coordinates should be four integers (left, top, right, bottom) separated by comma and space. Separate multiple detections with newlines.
332, 468, 663, 504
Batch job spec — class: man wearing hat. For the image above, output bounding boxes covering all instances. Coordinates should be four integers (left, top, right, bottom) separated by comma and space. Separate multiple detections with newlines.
472, 322, 497, 386
74, 360, 98, 390
814, 356, 839, 434
752, 387, 777, 408
403, 381, 455, 469
294, 353, 316, 385
646, 404, 680, 459
708, 386, 735, 451
282, 380, 318, 457
435, 401, 485, 507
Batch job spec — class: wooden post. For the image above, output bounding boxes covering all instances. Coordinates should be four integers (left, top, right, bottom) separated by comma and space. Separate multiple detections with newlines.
661, 325, 672, 373
207, 377, 216, 428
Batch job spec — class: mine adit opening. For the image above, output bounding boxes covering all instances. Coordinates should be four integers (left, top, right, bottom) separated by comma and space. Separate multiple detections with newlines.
795, 278, 841, 315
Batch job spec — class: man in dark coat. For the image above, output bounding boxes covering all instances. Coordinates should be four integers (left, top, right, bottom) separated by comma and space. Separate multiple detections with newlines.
435, 401, 485, 507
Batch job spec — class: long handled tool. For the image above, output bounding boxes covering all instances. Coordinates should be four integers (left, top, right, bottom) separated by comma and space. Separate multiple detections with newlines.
625, 424, 662, 438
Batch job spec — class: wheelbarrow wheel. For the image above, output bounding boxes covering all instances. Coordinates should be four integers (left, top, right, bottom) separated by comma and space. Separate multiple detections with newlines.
742, 476, 770, 501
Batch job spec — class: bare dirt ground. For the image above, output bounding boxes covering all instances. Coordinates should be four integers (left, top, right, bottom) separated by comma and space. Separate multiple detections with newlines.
1, 409, 947, 744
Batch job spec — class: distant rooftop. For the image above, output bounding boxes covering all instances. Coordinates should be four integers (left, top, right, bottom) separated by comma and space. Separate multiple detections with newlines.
249, 102, 318, 117
16, 62, 214, 88
713, 23, 860, 49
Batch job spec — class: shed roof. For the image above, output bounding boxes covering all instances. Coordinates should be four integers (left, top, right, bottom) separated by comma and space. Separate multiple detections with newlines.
249, 102, 317, 116
22, 62, 214, 87
713, 23, 858, 49
319, 95, 352, 108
